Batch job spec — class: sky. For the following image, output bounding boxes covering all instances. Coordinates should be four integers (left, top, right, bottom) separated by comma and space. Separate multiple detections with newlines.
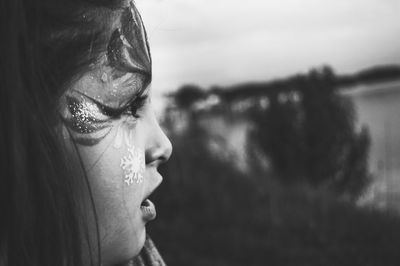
135, 0, 400, 98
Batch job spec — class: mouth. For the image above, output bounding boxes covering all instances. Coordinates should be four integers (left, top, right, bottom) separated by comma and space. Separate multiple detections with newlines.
140, 198, 156, 222
140, 172, 163, 222
140, 177, 161, 222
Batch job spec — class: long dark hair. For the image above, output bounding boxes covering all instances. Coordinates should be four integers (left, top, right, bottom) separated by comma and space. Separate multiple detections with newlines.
0, 0, 127, 265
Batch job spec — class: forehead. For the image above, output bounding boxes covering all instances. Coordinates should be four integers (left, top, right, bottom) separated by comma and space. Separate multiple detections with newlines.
72, 63, 147, 109
70, 0, 151, 109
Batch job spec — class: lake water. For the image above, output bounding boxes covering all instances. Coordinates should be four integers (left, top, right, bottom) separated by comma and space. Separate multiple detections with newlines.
343, 80, 400, 210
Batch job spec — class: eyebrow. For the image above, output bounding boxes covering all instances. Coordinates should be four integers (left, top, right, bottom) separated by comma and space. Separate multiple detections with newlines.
72, 85, 149, 116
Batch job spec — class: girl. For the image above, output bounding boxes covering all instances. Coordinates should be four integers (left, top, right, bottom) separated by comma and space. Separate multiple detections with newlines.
0, 0, 172, 265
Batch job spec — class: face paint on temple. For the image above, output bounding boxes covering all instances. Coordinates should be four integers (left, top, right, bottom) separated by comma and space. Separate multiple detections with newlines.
74, 0, 152, 110
60, 0, 152, 148
107, 1, 151, 77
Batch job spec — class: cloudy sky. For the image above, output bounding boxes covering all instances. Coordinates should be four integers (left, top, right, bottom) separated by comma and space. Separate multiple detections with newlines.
136, 0, 400, 97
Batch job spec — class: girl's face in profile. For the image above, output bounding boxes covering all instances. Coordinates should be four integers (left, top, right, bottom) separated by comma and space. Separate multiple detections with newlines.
58, 3, 172, 265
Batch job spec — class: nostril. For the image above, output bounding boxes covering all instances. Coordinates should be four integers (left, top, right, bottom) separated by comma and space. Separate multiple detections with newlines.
146, 141, 172, 166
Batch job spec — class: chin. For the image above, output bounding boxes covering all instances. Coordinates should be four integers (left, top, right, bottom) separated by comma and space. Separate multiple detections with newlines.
135, 227, 147, 254
102, 226, 147, 266
124, 226, 147, 262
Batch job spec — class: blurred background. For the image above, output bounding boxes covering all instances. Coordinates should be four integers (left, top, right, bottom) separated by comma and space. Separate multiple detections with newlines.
137, 0, 400, 265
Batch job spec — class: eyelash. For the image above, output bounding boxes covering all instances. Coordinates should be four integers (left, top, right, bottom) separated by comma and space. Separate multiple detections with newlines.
123, 95, 148, 118
92, 94, 148, 120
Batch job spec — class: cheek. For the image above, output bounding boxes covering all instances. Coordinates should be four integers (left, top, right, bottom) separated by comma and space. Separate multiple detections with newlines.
64, 121, 147, 220
69, 123, 147, 255
74, 120, 145, 182
77, 122, 146, 202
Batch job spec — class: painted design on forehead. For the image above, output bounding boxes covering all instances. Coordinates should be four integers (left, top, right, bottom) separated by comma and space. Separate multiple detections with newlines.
107, 1, 151, 80
74, 1, 151, 110
120, 146, 145, 185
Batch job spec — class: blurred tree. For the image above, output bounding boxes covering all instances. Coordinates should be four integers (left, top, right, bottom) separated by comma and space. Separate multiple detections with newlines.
334, 126, 371, 199
172, 84, 206, 110
301, 67, 353, 184
251, 66, 371, 199
251, 88, 305, 183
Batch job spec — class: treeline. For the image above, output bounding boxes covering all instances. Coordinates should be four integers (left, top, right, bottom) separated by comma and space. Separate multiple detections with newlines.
338, 64, 400, 88
170, 64, 400, 108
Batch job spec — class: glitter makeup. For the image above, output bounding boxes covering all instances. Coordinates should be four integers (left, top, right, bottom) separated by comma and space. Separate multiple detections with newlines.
62, 91, 113, 146
65, 94, 110, 134
70, 0, 152, 111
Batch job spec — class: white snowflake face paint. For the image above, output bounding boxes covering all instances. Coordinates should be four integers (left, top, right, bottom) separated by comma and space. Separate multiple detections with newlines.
112, 116, 146, 185
120, 146, 145, 185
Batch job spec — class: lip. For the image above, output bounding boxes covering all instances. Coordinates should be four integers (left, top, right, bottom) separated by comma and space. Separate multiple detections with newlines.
140, 172, 163, 222
140, 199, 156, 222
142, 183, 158, 202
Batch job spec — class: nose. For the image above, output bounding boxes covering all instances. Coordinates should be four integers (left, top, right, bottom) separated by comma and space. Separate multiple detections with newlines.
145, 117, 172, 167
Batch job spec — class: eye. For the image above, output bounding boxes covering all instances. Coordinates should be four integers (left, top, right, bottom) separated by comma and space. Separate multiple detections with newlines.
64, 90, 148, 127
61, 91, 148, 146
123, 94, 148, 118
